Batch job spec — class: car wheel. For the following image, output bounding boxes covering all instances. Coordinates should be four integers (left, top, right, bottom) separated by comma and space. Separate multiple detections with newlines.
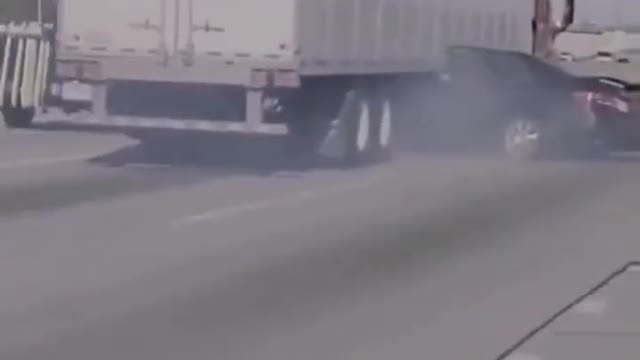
504, 116, 544, 160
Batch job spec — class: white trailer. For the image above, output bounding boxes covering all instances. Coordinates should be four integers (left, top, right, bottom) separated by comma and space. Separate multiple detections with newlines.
0, 0, 569, 165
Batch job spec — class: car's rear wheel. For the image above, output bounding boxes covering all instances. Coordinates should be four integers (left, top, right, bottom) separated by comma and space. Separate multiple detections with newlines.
504, 116, 544, 160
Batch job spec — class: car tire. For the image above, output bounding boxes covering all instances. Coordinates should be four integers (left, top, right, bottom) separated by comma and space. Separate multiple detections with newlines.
504, 116, 545, 160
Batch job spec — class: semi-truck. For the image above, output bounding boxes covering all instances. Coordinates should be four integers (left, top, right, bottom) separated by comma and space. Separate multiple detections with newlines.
0, 0, 579, 165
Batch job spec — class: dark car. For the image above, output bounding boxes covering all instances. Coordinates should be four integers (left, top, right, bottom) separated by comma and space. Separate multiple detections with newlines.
421, 47, 636, 160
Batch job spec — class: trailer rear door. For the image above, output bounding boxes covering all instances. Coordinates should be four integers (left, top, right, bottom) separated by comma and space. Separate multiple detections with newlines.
59, 0, 296, 65
58, 0, 173, 57
175, 0, 296, 65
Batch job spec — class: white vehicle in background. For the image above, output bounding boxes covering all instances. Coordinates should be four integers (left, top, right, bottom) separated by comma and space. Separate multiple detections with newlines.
0, 0, 579, 165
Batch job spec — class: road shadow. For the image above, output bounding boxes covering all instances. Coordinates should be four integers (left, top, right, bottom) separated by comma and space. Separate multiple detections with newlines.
34, 118, 640, 168
74, 126, 374, 177
0, 123, 355, 218
30, 118, 397, 179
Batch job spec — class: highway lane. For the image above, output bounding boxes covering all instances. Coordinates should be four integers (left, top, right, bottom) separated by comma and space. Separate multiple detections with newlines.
0, 127, 639, 359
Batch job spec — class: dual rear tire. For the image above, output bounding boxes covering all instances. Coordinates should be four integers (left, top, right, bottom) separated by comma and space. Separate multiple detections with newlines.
285, 85, 394, 168
341, 89, 394, 166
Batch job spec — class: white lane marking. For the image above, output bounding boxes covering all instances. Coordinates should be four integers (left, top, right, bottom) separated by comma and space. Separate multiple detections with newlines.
627, 264, 640, 273
0, 152, 99, 170
505, 353, 540, 360
573, 297, 608, 316
173, 172, 392, 227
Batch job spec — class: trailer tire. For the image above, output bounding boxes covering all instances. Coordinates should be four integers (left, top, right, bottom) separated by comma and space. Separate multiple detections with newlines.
370, 94, 394, 160
2, 107, 35, 129
283, 86, 376, 168
339, 89, 374, 166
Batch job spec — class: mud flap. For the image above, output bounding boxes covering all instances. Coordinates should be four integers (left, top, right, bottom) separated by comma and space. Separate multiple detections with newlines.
317, 91, 356, 158
317, 117, 346, 158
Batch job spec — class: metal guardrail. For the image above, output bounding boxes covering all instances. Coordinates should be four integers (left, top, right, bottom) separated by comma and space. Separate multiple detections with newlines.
0, 21, 53, 109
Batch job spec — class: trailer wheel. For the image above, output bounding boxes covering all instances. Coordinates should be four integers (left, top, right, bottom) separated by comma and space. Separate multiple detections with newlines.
340, 90, 373, 166
370, 96, 394, 160
283, 87, 375, 168
2, 107, 35, 129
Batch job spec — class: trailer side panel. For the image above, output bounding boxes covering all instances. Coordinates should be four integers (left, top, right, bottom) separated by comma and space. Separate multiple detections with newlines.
297, 0, 535, 75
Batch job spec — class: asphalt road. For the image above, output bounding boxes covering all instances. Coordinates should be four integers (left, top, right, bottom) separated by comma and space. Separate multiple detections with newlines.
1, 124, 639, 360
